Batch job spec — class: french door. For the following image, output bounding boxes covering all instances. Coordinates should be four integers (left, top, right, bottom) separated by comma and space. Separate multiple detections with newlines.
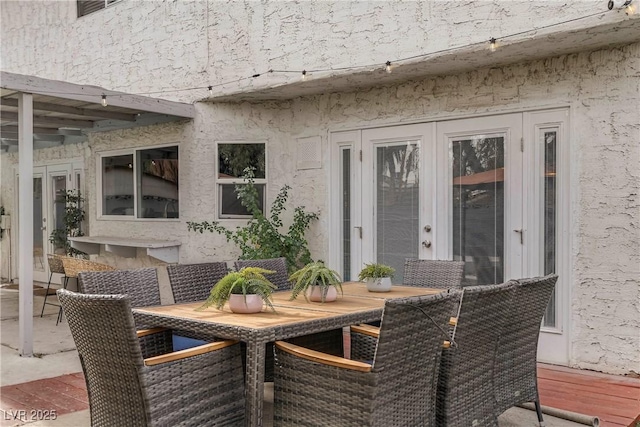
17, 163, 83, 283
331, 109, 569, 364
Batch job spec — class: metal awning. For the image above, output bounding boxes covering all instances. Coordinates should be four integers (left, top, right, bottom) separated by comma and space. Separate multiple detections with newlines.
0, 71, 195, 357
1, 71, 195, 151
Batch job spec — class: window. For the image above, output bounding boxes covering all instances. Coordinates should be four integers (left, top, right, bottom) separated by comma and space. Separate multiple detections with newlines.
100, 145, 179, 219
217, 142, 266, 218
77, 0, 120, 18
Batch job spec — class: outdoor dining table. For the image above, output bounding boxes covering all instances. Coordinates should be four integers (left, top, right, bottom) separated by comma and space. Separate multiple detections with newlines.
132, 282, 440, 427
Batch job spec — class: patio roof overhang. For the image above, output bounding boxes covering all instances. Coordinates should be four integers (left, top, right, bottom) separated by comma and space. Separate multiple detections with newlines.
0, 71, 195, 357
0, 71, 195, 152
203, 12, 640, 103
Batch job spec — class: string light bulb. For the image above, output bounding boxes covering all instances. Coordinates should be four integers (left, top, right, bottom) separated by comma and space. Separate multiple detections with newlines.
101, 95, 108, 107
385, 61, 392, 73
301, 70, 307, 81
208, 86, 213, 96
625, 0, 636, 14
489, 37, 497, 52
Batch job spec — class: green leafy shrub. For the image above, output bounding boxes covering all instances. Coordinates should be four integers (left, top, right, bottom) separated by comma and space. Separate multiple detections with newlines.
188, 168, 318, 272
357, 263, 395, 281
198, 267, 278, 311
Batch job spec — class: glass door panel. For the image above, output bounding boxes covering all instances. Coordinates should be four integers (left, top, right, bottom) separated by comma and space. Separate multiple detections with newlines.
375, 142, 420, 282
51, 174, 68, 254
451, 135, 505, 286
33, 176, 45, 273
542, 129, 557, 327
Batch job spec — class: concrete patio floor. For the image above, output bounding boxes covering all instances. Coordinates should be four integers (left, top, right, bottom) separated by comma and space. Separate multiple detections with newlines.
0, 284, 620, 427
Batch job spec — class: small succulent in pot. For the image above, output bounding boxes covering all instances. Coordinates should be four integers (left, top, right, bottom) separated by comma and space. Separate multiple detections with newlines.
289, 261, 343, 302
197, 267, 278, 313
358, 263, 395, 293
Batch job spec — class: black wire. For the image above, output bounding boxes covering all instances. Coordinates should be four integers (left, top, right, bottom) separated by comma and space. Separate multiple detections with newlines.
1, 9, 610, 99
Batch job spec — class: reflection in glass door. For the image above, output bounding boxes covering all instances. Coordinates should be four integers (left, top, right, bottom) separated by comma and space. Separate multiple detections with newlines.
374, 142, 420, 282
451, 135, 505, 286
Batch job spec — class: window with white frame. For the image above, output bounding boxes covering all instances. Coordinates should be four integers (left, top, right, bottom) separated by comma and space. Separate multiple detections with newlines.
77, 0, 121, 17
217, 142, 266, 218
100, 145, 179, 219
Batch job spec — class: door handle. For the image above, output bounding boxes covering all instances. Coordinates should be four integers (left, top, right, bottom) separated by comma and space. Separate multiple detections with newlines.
422, 240, 431, 248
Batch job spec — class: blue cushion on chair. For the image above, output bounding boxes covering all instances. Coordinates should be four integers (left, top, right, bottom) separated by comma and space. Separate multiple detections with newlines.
172, 334, 207, 351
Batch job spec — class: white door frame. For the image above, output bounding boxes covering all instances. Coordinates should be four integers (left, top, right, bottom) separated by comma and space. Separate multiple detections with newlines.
15, 160, 83, 283
524, 108, 571, 365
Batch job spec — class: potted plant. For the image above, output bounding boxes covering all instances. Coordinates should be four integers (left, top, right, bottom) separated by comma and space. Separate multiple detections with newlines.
197, 267, 278, 314
289, 261, 343, 302
358, 263, 395, 292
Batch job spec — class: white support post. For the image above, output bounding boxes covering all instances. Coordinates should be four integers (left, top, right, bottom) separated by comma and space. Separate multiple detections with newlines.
18, 93, 34, 357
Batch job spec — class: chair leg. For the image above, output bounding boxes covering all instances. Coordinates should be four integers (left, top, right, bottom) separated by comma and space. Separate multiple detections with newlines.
534, 399, 545, 427
40, 271, 53, 317
56, 276, 69, 326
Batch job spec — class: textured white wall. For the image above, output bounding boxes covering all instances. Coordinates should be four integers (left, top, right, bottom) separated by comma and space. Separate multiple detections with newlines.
0, 0, 607, 102
1, 1, 637, 375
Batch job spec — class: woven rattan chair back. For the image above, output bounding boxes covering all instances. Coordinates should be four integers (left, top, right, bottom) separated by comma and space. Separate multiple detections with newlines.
403, 259, 465, 289
57, 289, 246, 427
234, 257, 290, 290
167, 262, 228, 303
494, 274, 558, 416
47, 254, 66, 275
60, 258, 115, 279
436, 281, 515, 427
78, 268, 160, 308
274, 291, 459, 426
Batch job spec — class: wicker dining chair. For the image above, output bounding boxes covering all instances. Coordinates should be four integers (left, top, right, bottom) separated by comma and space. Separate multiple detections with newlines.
40, 254, 70, 317
234, 257, 291, 290
58, 257, 115, 325
167, 262, 229, 304
78, 267, 178, 357
274, 291, 459, 427
403, 258, 465, 289
435, 281, 515, 427
494, 274, 558, 425
57, 289, 245, 427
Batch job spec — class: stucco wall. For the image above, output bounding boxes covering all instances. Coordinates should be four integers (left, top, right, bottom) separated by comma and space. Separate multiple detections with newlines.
0, 0, 608, 103
1, 1, 637, 375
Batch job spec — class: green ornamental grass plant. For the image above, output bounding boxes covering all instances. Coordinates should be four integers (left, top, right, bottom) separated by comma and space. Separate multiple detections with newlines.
357, 263, 395, 281
289, 261, 343, 302
198, 267, 278, 311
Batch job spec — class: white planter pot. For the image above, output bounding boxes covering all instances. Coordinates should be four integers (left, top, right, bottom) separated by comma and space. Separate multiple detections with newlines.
365, 277, 392, 293
306, 286, 338, 302
228, 294, 264, 314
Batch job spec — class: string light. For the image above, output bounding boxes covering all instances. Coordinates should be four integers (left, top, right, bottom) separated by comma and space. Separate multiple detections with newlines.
625, 0, 636, 14
489, 38, 497, 52
4, 10, 613, 100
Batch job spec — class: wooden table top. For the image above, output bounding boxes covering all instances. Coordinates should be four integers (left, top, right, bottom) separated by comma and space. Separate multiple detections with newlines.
134, 283, 440, 330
